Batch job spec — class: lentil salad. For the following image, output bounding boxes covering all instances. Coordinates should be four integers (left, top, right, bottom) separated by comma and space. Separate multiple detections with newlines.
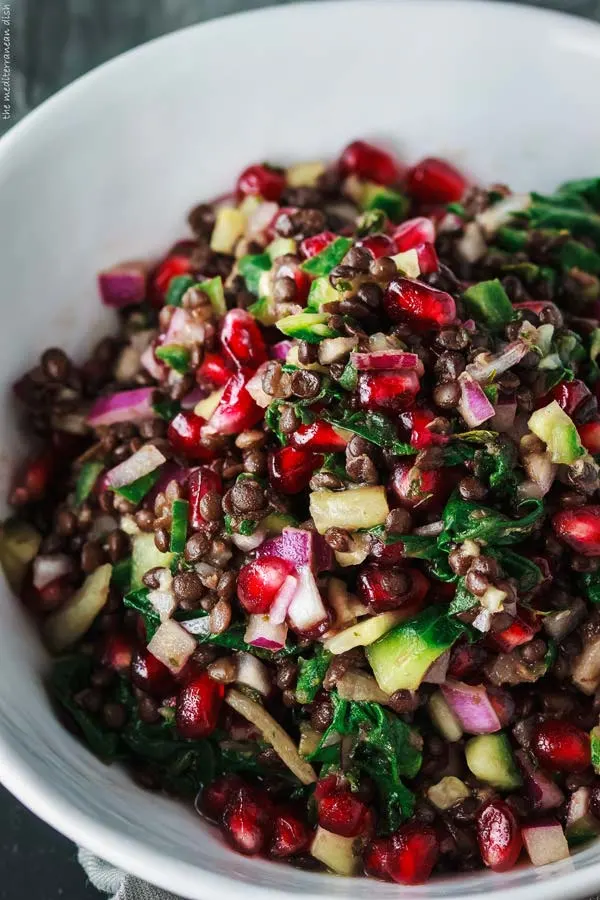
5, 140, 600, 881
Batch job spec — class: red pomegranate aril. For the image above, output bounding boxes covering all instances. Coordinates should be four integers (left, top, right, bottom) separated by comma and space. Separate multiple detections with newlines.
391, 461, 455, 512
300, 231, 336, 259
476, 800, 522, 872
579, 420, 600, 454
487, 607, 541, 653
176, 670, 224, 739
290, 421, 348, 452
315, 774, 342, 802
339, 140, 403, 186
269, 808, 311, 858
448, 641, 489, 681
10, 450, 55, 506
406, 157, 467, 205
407, 409, 449, 449
153, 255, 192, 303
101, 632, 135, 673
197, 351, 232, 387
357, 564, 429, 613
386, 824, 439, 885
317, 791, 370, 838
22, 575, 73, 614
487, 688, 516, 727
237, 556, 295, 615
201, 774, 244, 822
415, 242, 440, 275
268, 445, 323, 494
392, 217, 436, 252
364, 838, 393, 881
187, 466, 223, 530
221, 309, 268, 370
167, 411, 214, 461
222, 784, 272, 856
550, 379, 592, 416
131, 647, 176, 697
356, 233, 397, 259
358, 370, 420, 413
384, 277, 456, 329
532, 720, 591, 772
205, 369, 263, 435
553, 506, 600, 557
237, 164, 286, 202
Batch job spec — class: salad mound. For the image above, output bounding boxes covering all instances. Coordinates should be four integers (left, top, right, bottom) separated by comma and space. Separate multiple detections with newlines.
7, 139, 600, 881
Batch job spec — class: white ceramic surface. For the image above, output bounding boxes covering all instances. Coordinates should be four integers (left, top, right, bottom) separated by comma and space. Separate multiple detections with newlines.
1, 1, 600, 898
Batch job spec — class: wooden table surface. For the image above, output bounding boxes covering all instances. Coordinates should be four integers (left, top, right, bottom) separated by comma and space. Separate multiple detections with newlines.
2, 1, 600, 898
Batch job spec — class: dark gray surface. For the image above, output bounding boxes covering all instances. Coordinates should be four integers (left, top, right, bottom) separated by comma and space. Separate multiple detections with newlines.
2, 0, 600, 897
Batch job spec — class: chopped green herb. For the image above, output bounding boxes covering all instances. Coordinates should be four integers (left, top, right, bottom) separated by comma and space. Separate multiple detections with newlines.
111, 556, 132, 593
495, 227, 529, 253
199, 276, 226, 316
124, 587, 160, 639
277, 312, 341, 343
153, 395, 181, 421
580, 572, 600, 605
166, 274, 195, 307
155, 344, 190, 374
238, 253, 272, 295
75, 461, 104, 506
362, 185, 409, 223
442, 493, 544, 546
169, 499, 189, 553
337, 361, 358, 391
356, 209, 388, 236
111, 468, 161, 504
300, 238, 353, 277
296, 646, 332, 704
462, 279, 514, 331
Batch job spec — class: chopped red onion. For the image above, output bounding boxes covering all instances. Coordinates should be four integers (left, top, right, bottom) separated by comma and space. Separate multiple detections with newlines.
141, 342, 165, 380
247, 201, 279, 239
163, 308, 206, 347
523, 451, 557, 497
244, 614, 288, 651
231, 526, 267, 552
457, 374, 495, 427
271, 340, 294, 361
33, 554, 73, 590
269, 574, 299, 626
350, 350, 424, 375
521, 820, 569, 867
466, 341, 529, 383
413, 520, 444, 537
87, 387, 156, 427
476, 193, 531, 237
106, 444, 166, 489
287, 566, 328, 632
180, 386, 207, 409
257, 527, 333, 574
516, 750, 564, 811
98, 262, 147, 308
441, 680, 502, 734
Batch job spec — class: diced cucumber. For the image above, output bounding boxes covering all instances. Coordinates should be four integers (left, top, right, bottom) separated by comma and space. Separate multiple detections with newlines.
210, 208, 246, 254
266, 238, 297, 261
75, 461, 104, 506
591, 725, 600, 773
44, 563, 112, 652
462, 279, 514, 331
194, 387, 225, 420
155, 344, 190, 374
310, 486, 389, 534
324, 610, 409, 655
131, 533, 175, 590
0, 519, 42, 592
566, 787, 600, 845
286, 161, 326, 188
248, 295, 277, 326
427, 776, 470, 810
428, 691, 464, 742
300, 237, 353, 277
166, 274, 195, 307
307, 276, 339, 312
362, 183, 408, 222
199, 276, 227, 316
390, 249, 420, 278
465, 733, 522, 790
277, 312, 340, 343
260, 512, 299, 535
310, 826, 360, 876
528, 400, 585, 465
238, 253, 271, 294
366, 606, 464, 694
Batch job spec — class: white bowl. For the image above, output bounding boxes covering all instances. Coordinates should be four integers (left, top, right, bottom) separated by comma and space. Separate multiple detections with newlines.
2, 1, 600, 898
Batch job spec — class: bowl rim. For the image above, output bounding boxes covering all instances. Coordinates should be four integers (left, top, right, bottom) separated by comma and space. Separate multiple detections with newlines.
3, 1, 600, 898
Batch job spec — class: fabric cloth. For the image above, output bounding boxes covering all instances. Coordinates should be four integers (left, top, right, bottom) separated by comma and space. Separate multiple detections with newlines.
78, 849, 180, 900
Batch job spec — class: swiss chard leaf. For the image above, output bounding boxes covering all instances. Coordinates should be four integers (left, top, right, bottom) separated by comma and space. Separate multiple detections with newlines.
448, 578, 478, 615
323, 409, 414, 455
486, 548, 542, 593
124, 587, 160, 640
473, 437, 519, 498
580, 572, 600, 605
296, 646, 332, 704
442, 493, 544, 546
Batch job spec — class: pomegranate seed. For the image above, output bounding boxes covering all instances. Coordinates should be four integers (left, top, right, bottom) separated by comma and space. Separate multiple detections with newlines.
237, 556, 295, 615
222, 784, 272, 855
532, 720, 591, 772
205, 369, 263, 435
579, 421, 600, 454
358, 370, 420, 413
414, 243, 439, 275
476, 800, 522, 872
201, 774, 244, 821
553, 505, 600, 557
339, 140, 403, 186
364, 838, 393, 881
268, 445, 323, 494
392, 217, 436, 252
300, 231, 336, 259
131, 647, 176, 697
317, 790, 370, 838
101, 632, 135, 673
221, 309, 268, 370
487, 606, 541, 653
276, 259, 311, 305
187, 466, 223, 530
550, 379, 593, 416
269, 808, 311, 858
406, 408, 449, 449
391, 461, 456, 512
357, 564, 429, 613
9, 450, 55, 506
448, 641, 489, 681
197, 351, 232, 387
290, 421, 349, 452
487, 687, 516, 727
176, 671, 224, 739
315, 774, 343, 802
356, 233, 397, 259
153, 255, 192, 304
384, 277, 456, 329
167, 411, 215, 461
406, 157, 467, 205
21, 574, 72, 614
386, 823, 439, 884
237, 164, 285, 202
